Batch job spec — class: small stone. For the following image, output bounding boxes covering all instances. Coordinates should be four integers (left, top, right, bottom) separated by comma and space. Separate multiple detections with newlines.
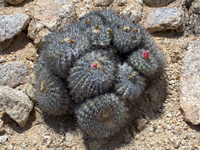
0, 13, 30, 50
0, 135, 8, 144
143, 0, 175, 7
43, 135, 52, 147
0, 0, 8, 7
94, 0, 113, 6
0, 119, 5, 133
0, 62, 30, 88
5, 0, 24, 5
0, 86, 33, 127
65, 132, 74, 146
192, 0, 200, 14
179, 41, 200, 125
120, 5, 143, 23
146, 86, 159, 102
116, 0, 126, 6
135, 118, 148, 131
144, 7, 183, 33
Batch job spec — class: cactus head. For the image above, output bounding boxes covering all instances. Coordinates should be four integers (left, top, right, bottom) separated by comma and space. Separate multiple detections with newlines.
76, 94, 128, 139
35, 54, 73, 115
116, 63, 146, 101
68, 50, 116, 103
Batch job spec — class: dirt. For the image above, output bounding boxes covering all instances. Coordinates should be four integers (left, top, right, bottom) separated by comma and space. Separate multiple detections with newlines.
0, 0, 200, 149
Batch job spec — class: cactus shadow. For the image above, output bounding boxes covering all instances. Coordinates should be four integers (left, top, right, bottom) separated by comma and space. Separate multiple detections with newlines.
1, 109, 36, 133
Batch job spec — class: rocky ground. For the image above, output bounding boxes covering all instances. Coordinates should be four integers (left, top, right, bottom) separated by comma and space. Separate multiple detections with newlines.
0, 0, 200, 149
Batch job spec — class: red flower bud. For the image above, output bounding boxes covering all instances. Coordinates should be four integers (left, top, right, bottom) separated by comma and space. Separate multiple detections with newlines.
143, 50, 150, 59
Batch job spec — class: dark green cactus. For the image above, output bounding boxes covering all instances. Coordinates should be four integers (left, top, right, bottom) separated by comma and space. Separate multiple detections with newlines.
116, 63, 146, 101
35, 54, 73, 115
68, 50, 116, 103
76, 94, 128, 139
35, 8, 165, 140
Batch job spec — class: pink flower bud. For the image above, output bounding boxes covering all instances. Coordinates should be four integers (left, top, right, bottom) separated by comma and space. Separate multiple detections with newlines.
143, 50, 150, 59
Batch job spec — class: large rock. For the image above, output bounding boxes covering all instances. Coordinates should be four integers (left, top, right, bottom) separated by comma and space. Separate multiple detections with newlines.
143, 0, 175, 7
179, 41, 200, 125
0, 86, 33, 127
5, 0, 25, 5
0, 13, 30, 51
27, 0, 77, 49
0, 62, 30, 88
144, 7, 183, 33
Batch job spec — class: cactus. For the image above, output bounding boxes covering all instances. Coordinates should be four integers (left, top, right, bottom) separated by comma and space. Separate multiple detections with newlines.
35, 8, 165, 139
116, 63, 146, 101
76, 94, 128, 139
42, 25, 90, 78
68, 50, 116, 103
35, 54, 73, 115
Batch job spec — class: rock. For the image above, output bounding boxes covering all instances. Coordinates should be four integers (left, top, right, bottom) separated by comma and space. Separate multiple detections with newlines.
94, 0, 113, 6
179, 41, 200, 125
115, 0, 126, 6
0, 119, 5, 133
0, 86, 33, 127
5, 0, 24, 5
143, 0, 175, 7
134, 118, 148, 131
0, 62, 30, 88
0, 0, 8, 7
120, 4, 143, 23
144, 7, 183, 33
27, 0, 77, 49
0, 135, 8, 144
0, 13, 30, 51
191, 0, 200, 14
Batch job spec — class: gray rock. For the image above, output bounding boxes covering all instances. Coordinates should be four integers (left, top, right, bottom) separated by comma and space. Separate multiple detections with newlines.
120, 4, 143, 23
5, 0, 24, 5
0, 0, 8, 7
144, 7, 183, 33
0, 86, 33, 127
94, 0, 113, 6
143, 0, 174, 7
0, 13, 30, 51
0, 135, 8, 144
179, 41, 200, 125
191, 0, 200, 14
0, 62, 30, 88
27, 0, 77, 49
115, 0, 126, 6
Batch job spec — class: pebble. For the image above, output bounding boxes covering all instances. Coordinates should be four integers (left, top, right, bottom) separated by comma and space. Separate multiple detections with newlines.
0, 13, 30, 51
94, 0, 113, 6
179, 41, 200, 125
115, 0, 126, 6
0, 86, 33, 127
143, 0, 175, 7
0, 0, 8, 7
135, 118, 148, 131
5, 0, 25, 5
0, 61, 30, 88
0, 135, 8, 144
144, 7, 183, 33
191, 0, 200, 14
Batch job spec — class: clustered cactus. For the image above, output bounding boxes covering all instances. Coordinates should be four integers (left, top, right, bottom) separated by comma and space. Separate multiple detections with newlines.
35, 9, 164, 139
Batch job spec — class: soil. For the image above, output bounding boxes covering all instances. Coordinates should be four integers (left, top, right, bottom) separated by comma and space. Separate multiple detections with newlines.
0, 0, 200, 149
